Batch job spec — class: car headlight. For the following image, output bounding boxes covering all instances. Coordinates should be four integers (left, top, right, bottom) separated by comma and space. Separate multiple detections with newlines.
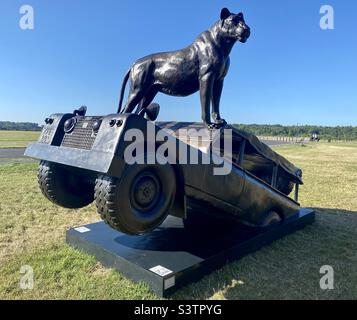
64, 117, 76, 133
92, 119, 102, 134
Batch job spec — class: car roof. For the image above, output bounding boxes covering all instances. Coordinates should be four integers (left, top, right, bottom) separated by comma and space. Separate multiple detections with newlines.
156, 121, 303, 184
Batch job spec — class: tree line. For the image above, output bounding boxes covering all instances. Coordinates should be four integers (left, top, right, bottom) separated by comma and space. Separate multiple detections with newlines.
0, 121, 42, 131
1, 120, 357, 141
233, 124, 357, 141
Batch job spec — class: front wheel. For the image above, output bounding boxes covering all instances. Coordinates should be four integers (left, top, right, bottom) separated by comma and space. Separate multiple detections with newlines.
95, 163, 176, 235
38, 160, 94, 209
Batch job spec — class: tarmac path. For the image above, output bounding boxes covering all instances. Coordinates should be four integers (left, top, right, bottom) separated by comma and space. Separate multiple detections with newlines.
0, 139, 291, 164
261, 140, 292, 147
0, 148, 35, 164
0, 148, 26, 159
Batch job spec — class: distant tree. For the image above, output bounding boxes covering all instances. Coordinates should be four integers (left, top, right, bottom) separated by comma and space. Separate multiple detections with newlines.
0, 121, 42, 131
232, 124, 357, 141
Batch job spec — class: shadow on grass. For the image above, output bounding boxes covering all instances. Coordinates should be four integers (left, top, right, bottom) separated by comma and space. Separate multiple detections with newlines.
171, 208, 357, 300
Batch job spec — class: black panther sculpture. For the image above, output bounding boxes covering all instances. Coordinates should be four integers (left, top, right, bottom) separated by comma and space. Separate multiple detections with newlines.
117, 8, 250, 128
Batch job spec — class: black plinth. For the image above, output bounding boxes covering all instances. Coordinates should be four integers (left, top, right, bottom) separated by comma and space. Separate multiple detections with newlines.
66, 208, 314, 297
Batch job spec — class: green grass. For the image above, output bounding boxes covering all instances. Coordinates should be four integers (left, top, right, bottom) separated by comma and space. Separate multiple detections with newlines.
0, 143, 356, 299
0, 130, 40, 148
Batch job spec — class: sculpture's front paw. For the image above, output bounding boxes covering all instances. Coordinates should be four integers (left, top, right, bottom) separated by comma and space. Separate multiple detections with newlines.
215, 118, 227, 126
205, 122, 216, 130
205, 120, 227, 130
213, 119, 227, 129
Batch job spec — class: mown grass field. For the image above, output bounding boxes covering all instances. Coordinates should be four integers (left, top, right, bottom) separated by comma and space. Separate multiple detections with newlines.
0, 131, 40, 148
0, 142, 356, 299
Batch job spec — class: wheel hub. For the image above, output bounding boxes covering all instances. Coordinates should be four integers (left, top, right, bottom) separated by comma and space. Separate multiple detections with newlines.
131, 173, 161, 211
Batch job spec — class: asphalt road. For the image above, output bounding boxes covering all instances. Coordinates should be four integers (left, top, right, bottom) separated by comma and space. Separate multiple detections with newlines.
0, 139, 291, 164
0, 148, 26, 158
0, 141, 288, 157
260, 140, 292, 147
0, 140, 291, 163
0, 148, 37, 164
0, 140, 291, 159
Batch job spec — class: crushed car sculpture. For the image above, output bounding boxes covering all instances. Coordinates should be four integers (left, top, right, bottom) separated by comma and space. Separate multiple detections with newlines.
26, 108, 303, 235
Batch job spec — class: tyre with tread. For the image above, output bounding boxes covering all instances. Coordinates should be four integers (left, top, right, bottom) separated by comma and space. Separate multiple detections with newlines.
38, 160, 94, 209
95, 163, 176, 235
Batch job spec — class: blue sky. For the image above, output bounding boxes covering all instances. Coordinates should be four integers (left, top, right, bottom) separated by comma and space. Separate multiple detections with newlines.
0, 0, 356, 125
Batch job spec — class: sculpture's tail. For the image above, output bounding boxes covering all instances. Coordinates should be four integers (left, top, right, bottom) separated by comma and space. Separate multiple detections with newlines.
117, 69, 131, 113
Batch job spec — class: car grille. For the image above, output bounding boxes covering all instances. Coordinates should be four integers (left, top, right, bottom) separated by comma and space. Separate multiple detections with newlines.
61, 117, 101, 150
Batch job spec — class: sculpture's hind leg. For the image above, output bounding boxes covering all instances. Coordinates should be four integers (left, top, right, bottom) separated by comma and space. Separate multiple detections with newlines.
122, 88, 147, 114
122, 65, 154, 114
136, 88, 158, 115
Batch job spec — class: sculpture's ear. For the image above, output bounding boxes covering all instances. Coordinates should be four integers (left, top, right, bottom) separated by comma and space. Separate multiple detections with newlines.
220, 8, 231, 21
